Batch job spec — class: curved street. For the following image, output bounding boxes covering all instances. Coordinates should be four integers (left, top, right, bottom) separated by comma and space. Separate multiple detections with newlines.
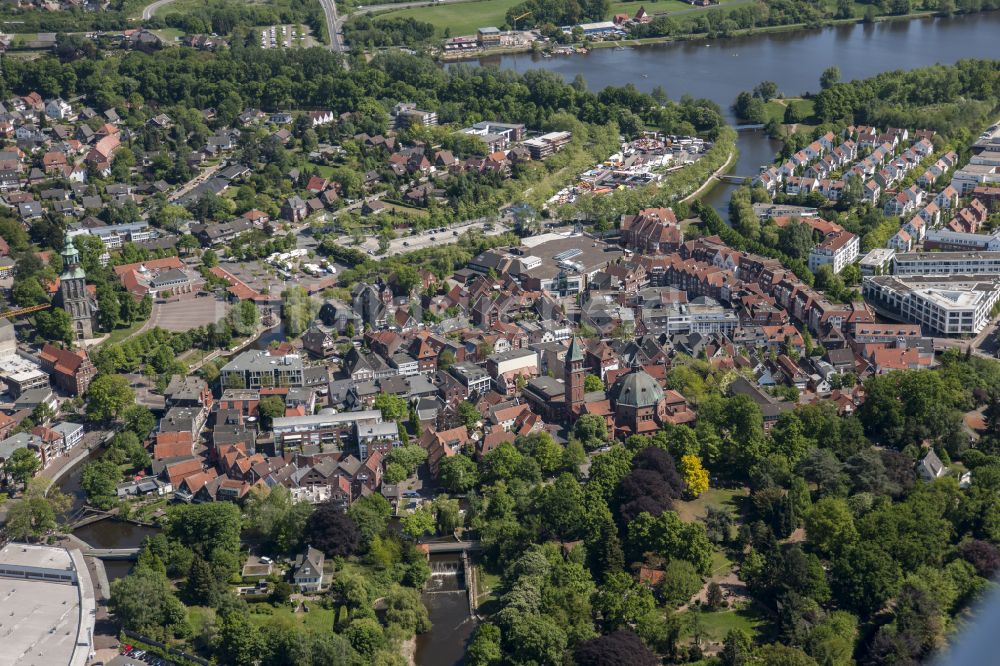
141, 0, 176, 20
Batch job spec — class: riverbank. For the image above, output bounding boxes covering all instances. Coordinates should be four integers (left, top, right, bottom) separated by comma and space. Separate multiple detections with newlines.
441, 8, 981, 63
681, 144, 737, 205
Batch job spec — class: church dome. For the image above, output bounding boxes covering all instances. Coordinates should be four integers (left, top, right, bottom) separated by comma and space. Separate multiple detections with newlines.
612, 370, 664, 409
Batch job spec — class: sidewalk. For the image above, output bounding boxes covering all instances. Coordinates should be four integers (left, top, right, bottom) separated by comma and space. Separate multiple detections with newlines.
42, 430, 109, 488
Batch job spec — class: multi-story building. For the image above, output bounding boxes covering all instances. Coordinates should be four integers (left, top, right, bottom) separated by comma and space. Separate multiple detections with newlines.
271, 410, 382, 453
808, 231, 859, 274
523, 131, 572, 159
859, 248, 896, 276
892, 251, 1000, 276
220, 350, 304, 390
447, 362, 492, 398
863, 275, 1000, 336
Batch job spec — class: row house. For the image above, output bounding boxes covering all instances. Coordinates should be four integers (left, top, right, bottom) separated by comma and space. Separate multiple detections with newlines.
883, 185, 925, 217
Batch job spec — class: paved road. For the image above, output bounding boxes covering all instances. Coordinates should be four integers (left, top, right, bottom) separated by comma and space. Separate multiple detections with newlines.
167, 163, 221, 203
318, 0, 347, 52
141, 0, 176, 19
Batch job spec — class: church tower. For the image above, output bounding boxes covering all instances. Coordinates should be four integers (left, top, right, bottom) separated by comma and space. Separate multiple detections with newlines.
59, 233, 95, 341
564, 335, 586, 416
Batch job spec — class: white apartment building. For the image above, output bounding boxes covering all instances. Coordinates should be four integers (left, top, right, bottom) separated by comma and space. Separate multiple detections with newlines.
951, 163, 1000, 195
859, 248, 896, 276
892, 251, 1000, 276
808, 231, 859, 274
863, 275, 1000, 336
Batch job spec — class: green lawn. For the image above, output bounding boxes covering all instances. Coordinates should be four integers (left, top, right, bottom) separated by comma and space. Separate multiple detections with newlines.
187, 605, 216, 636
675, 487, 748, 524
383, 202, 430, 218
681, 604, 766, 644
371, 0, 524, 37
151, 28, 185, 42
709, 548, 734, 578
248, 602, 336, 633
370, 0, 749, 37
99, 319, 146, 347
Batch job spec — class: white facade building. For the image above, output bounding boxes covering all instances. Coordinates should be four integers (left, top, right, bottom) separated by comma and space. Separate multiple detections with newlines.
863, 275, 1000, 336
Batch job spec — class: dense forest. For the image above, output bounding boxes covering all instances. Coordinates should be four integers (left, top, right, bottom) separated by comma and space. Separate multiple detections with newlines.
343, 15, 437, 47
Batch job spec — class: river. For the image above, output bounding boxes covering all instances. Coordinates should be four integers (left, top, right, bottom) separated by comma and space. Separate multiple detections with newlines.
478, 12, 1000, 219
416, 553, 476, 666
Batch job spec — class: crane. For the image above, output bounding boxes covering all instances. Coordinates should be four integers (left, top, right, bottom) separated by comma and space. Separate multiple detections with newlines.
511, 10, 532, 32
0, 303, 51, 319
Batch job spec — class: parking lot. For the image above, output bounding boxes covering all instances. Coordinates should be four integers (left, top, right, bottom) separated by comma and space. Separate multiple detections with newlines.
106, 651, 169, 666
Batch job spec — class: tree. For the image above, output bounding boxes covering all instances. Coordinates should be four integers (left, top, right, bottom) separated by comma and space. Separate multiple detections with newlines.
539, 472, 587, 540
805, 498, 857, 558
345, 617, 384, 659
35, 308, 73, 345
81, 458, 121, 509
305, 502, 361, 557
401, 505, 436, 539
958, 539, 1000, 578
721, 628, 753, 666
242, 485, 312, 555
660, 559, 702, 607
347, 494, 392, 548
753, 644, 819, 665
518, 431, 563, 475
216, 610, 264, 666
480, 442, 524, 484
467, 623, 502, 666
385, 445, 428, 477
680, 454, 709, 498
616, 447, 684, 524
439, 454, 478, 493
4, 493, 57, 541
707, 581, 725, 610
184, 555, 222, 606
86, 374, 135, 422
574, 413, 608, 450
503, 614, 567, 666
373, 392, 407, 422
575, 630, 658, 666
122, 404, 156, 440
753, 80, 779, 101
384, 462, 407, 484
628, 510, 714, 575
4, 447, 41, 489
457, 400, 480, 430
109, 568, 187, 640
257, 395, 286, 429
385, 584, 431, 635
584, 374, 604, 392
595, 571, 657, 630
820, 66, 841, 90
832, 545, 902, 617
167, 502, 242, 568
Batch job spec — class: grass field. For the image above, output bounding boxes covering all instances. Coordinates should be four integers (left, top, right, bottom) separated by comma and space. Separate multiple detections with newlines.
373, 0, 523, 36
675, 487, 748, 524
681, 603, 767, 643
99, 319, 146, 347
248, 602, 336, 633
370, 0, 750, 37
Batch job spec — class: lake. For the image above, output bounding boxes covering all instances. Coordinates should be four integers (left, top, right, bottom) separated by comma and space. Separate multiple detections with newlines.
478, 12, 1000, 218
484, 13, 1000, 121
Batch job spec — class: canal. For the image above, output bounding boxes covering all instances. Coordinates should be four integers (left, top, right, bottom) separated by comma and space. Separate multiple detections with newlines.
416, 553, 476, 666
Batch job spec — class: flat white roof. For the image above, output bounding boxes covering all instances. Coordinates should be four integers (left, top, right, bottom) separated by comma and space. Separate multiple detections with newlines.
0, 544, 93, 666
